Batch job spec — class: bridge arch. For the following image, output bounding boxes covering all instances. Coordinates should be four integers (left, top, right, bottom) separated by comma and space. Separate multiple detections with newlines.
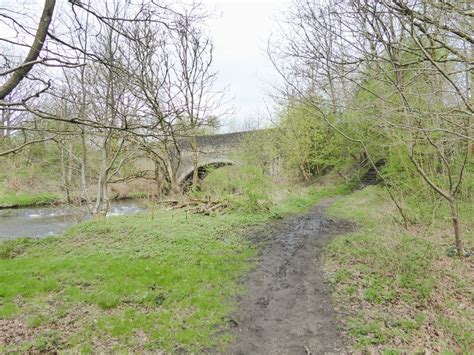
173, 130, 268, 187
177, 158, 236, 185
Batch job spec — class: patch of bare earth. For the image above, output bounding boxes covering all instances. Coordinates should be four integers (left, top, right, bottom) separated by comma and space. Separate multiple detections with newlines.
228, 200, 354, 354
1, 301, 95, 350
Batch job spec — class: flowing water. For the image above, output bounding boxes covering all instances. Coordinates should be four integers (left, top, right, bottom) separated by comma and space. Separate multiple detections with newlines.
0, 200, 145, 241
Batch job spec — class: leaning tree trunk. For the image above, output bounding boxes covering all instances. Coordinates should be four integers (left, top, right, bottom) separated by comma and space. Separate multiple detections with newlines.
0, 0, 56, 99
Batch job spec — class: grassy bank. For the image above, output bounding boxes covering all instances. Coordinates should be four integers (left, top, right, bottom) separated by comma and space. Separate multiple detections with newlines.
0, 186, 341, 352
0, 192, 59, 209
325, 186, 473, 353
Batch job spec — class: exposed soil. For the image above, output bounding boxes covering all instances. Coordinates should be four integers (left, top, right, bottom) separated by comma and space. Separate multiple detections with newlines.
229, 199, 354, 354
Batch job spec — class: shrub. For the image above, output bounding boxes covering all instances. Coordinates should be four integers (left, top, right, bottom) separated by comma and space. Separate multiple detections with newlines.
199, 164, 272, 212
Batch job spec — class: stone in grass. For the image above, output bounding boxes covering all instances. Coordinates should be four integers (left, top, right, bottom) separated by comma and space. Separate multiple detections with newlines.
446, 245, 472, 258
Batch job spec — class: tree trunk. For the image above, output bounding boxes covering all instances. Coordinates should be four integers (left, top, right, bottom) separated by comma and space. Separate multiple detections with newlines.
168, 164, 179, 195
154, 160, 171, 198
66, 141, 73, 203
61, 145, 72, 204
93, 137, 109, 217
79, 129, 89, 206
299, 163, 311, 183
448, 197, 463, 257
0, 0, 56, 99
0, 110, 4, 138
154, 161, 162, 197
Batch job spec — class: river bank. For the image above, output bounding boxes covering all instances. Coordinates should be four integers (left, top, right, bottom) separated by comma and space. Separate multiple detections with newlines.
0, 192, 59, 209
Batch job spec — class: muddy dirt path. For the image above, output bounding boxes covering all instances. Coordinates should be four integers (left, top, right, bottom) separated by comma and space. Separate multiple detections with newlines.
229, 200, 354, 354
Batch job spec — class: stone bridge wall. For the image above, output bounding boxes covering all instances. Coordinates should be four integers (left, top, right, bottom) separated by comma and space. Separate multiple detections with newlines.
176, 131, 250, 183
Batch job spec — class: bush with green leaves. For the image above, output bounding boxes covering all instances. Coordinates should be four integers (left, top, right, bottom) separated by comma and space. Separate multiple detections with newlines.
276, 100, 349, 182
194, 131, 279, 212
199, 164, 273, 213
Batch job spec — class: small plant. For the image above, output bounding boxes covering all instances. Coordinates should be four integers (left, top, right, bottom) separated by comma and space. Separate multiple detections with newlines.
0, 302, 19, 318
0, 243, 16, 260
0, 239, 31, 259
34, 330, 62, 351
27, 314, 50, 328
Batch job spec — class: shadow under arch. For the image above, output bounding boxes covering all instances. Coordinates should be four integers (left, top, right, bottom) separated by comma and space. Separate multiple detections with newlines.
178, 159, 235, 190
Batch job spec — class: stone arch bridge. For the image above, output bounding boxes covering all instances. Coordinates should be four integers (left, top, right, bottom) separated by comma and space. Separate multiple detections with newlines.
176, 130, 252, 184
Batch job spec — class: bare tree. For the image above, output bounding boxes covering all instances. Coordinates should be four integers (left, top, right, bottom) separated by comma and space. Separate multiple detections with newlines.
57, 1, 141, 216
172, 14, 220, 188
123, 5, 221, 194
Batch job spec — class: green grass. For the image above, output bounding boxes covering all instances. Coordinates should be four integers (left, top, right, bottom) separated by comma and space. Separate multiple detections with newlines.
325, 186, 473, 353
128, 191, 148, 199
0, 185, 335, 352
0, 192, 59, 208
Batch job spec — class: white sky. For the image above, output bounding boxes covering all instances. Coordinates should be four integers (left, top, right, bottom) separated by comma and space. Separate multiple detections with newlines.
203, 0, 290, 131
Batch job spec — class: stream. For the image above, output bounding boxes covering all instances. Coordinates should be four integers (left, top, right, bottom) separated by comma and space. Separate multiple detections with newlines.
0, 200, 146, 241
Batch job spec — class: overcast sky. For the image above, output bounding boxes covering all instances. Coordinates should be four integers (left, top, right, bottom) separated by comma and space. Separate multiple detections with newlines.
203, 0, 290, 131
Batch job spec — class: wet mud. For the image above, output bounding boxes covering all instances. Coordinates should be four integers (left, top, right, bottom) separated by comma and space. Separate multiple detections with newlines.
229, 199, 354, 354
